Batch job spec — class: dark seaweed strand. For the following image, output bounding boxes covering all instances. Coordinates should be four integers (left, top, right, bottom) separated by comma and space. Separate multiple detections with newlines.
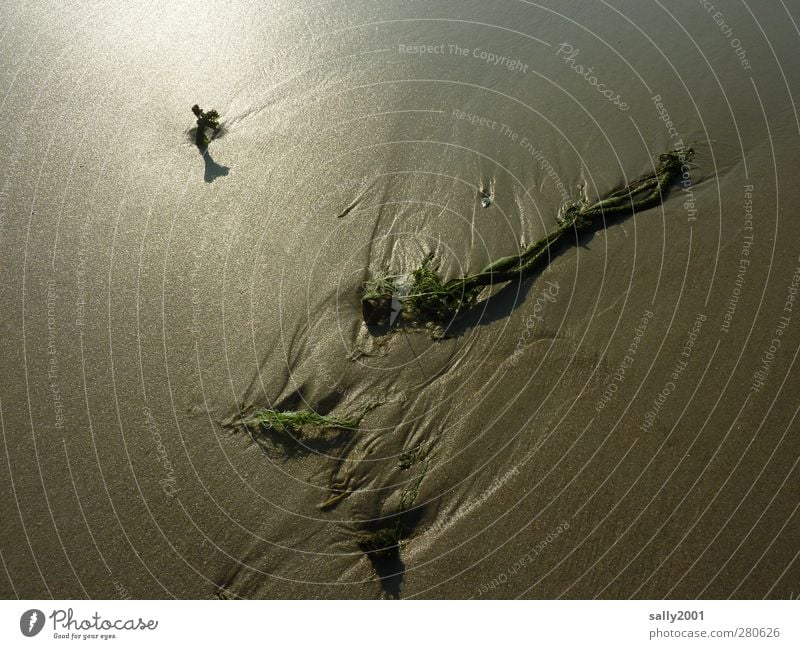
360, 147, 692, 327
455, 148, 691, 291
364, 147, 693, 327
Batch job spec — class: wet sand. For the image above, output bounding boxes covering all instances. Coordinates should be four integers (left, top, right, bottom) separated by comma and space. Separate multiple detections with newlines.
1, 0, 799, 598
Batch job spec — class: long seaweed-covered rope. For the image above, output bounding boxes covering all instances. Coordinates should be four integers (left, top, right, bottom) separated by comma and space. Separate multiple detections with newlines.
362, 147, 693, 327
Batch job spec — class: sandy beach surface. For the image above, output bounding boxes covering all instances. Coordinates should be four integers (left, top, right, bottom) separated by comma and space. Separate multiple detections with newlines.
1, 0, 799, 599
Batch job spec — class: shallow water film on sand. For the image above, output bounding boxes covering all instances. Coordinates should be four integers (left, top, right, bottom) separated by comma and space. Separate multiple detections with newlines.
1, 0, 800, 602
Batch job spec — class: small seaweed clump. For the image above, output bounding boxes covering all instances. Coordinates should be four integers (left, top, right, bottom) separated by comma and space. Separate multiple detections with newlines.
233, 406, 371, 436
398, 440, 435, 470
359, 459, 427, 557
361, 147, 693, 330
358, 520, 404, 559
192, 104, 221, 148
361, 272, 397, 326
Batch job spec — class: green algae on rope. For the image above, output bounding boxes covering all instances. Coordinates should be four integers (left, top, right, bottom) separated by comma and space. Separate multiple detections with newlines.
361, 147, 694, 329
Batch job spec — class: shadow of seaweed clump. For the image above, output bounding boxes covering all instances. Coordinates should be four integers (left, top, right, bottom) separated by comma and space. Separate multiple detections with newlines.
359, 521, 404, 598
357, 460, 429, 598
203, 150, 229, 183
358, 512, 421, 600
